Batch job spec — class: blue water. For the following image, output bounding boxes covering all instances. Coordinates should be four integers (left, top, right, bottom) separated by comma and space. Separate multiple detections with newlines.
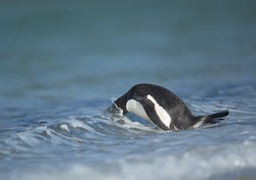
1, 1, 256, 179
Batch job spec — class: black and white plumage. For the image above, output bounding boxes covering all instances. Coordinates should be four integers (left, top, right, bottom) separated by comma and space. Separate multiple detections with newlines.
113, 83, 229, 131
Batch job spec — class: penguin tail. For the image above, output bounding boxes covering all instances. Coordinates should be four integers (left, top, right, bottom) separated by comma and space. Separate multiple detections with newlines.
193, 110, 229, 128
206, 109, 229, 123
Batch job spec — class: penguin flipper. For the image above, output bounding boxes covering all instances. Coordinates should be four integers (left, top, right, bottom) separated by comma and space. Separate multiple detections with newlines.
138, 99, 170, 130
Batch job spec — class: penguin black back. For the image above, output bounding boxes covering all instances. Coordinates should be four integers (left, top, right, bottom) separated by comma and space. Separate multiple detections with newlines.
114, 83, 229, 130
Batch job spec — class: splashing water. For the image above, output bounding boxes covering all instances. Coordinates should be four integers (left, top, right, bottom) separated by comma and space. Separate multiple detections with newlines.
1, 83, 256, 180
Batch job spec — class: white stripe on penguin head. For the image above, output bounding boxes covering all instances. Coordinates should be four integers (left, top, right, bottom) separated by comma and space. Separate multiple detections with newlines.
147, 94, 171, 128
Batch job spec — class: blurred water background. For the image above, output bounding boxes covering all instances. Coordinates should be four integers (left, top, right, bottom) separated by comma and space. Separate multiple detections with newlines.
0, 0, 256, 179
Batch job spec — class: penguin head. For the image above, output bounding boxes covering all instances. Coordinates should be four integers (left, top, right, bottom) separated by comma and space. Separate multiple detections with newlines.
113, 84, 147, 115
113, 84, 156, 116
114, 92, 131, 114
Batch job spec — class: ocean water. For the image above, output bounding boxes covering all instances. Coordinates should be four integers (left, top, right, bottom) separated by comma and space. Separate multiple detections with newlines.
1, 0, 256, 179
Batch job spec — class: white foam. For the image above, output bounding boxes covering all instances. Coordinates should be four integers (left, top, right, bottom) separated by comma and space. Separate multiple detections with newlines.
111, 97, 117, 104
16, 131, 41, 146
109, 97, 124, 116
65, 116, 95, 132
60, 124, 70, 133
10, 142, 256, 180
111, 115, 158, 133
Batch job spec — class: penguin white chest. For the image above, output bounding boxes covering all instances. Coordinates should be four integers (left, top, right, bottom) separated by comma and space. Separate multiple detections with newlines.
126, 99, 150, 121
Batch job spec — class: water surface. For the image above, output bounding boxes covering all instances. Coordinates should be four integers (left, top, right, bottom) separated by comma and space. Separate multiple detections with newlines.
0, 1, 256, 179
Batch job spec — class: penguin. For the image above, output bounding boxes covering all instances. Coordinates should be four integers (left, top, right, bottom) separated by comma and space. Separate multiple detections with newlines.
113, 83, 229, 130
